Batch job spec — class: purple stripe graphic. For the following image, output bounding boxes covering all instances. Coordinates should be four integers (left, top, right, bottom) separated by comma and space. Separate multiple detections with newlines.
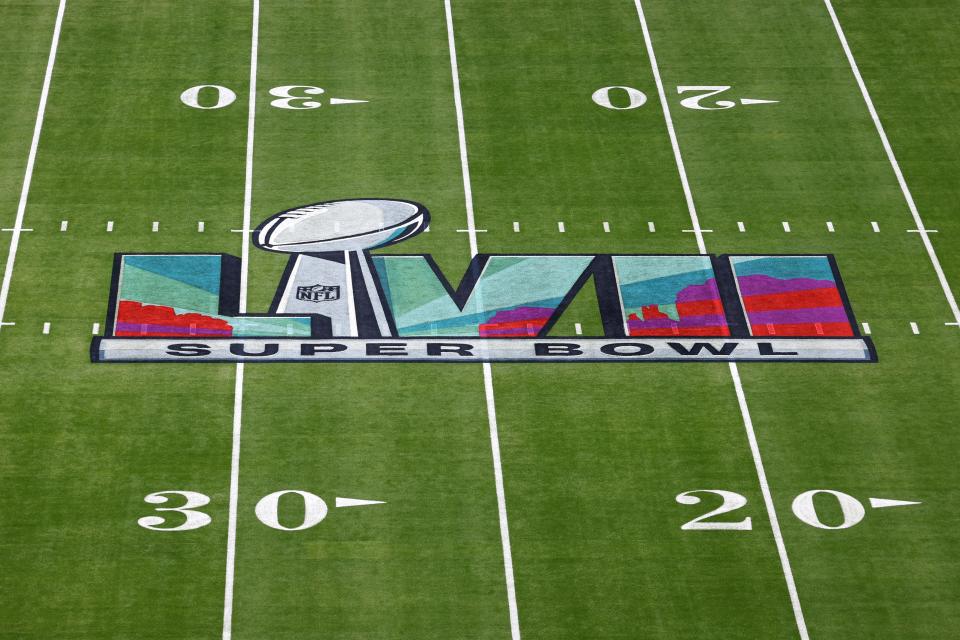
737, 274, 836, 296
115, 321, 232, 336
676, 279, 722, 302
629, 314, 729, 329
745, 306, 849, 325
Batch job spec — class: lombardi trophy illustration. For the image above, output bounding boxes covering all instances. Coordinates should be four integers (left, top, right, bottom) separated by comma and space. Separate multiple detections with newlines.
254, 199, 429, 337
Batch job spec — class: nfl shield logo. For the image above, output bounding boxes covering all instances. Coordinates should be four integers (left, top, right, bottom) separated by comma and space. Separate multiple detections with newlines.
296, 284, 341, 302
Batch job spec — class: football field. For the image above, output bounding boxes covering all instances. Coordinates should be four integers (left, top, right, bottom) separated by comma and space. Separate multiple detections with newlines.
1, 1, 959, 638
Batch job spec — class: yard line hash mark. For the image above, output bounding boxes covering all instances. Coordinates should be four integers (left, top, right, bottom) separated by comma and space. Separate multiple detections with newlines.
198, 221, 205, 232
445, 2, 521, 638
152, 221, 159, 232
222, 2, 259, 639
871, 221, 880, 233
737, 221, 746, 232
513, 221, 520, 232
42, 322, 50, 335
60, 220, 68, 231
603, 221, 610, 233
826, 221, 835, 232
861, 322, 871, 335
910, 322, 920, 335
0, 0, 66, 332
558, 221, 566, 233
633, 1, 809, 637
648, 221, 656, 232
782, 221, 791, 232
825, 0, 960, 326
106, 221, 114, 232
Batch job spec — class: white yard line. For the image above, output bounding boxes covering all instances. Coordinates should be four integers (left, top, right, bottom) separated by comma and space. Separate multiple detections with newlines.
222, 2, 259, 638
0, 0, 66, 331
727, 363, 807, 634
444, 2, 521, 638
633, 1, 809, 637
824, 0, 960, 326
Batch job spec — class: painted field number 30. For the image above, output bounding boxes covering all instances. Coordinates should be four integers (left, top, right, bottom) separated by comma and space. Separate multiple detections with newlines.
180, 84, 368, 110
677, 489, 920, 531
138, 490, 384, 532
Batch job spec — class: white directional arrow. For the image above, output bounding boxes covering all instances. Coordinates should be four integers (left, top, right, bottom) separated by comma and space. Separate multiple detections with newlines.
740, 98, 779, 106
329, 97, 369, 105
869, 497, 922, 509
335, 497, 385, 508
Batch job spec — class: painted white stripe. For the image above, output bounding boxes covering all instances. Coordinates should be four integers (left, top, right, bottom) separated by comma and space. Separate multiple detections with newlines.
782, 221, 791, 233
574, 322, 583, 335
861, 322, 871, 335
557, 221, 566, 233
445, 2, 520, 637
871, 221, 880, 233
198, 220, 205, 232
826, 220, 835, 232
0, 0, 66, 331
910, 321, 919, 335
513, 221, 520, 232
737, 221, 746, 233
92, 322, 100, 335
445, 1, 479, 258
60, 220, 68, 231
648, 221, 656, 233
222, 361, 244, 640
727, 363, 808, 638
152, 221, 159, 232
634, 2, 808, 637
824, 0, 960, 325
222, 3, 259, 639
42, 321, 50, 334
633, 3, 705, 254
106, 220, 113, 232
602, 221, 610, 233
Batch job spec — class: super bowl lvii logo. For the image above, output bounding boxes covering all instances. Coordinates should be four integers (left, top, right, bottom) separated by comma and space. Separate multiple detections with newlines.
92, 199, 876, 363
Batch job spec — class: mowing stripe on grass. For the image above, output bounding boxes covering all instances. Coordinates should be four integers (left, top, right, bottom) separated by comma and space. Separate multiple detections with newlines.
222, 2, 260, 638
632, 1, 809, 637
444, 2, 521, 638
824, 0, 960, 326
0, 0, 66, 331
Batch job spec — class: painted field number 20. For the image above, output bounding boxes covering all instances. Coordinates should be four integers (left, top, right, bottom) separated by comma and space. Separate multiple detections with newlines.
592, 85, 778, 111
677, 488, 921, 531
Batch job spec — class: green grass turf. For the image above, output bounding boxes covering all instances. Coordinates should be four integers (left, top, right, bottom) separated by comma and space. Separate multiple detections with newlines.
0, 0, 958, 638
